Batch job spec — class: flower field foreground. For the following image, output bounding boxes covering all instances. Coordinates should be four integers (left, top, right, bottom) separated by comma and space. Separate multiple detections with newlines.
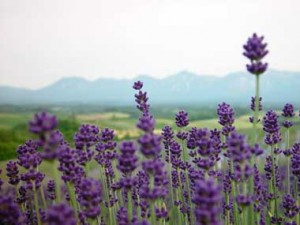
0, 34, 299, 225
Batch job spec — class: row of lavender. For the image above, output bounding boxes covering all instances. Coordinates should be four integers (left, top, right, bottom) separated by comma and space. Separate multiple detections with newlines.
0, 34, 299, 225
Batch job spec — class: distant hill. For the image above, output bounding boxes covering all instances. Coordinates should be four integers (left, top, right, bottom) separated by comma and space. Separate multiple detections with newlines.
0, 70, 299, 106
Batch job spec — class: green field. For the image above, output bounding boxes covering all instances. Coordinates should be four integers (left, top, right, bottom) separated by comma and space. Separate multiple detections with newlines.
0, 105, 299, 163
0, 105, 299, 185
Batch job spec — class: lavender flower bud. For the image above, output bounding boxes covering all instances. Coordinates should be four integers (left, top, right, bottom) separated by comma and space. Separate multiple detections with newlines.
134, 90, 150, 115
45, 203, 76, 225
282, 194, 299, 219
117, 141, 138, 174
251, 96, 262, 111
77, 178, 102, 219
246, 62, 268, 75
6, 161, 20, 185
263, 110, 281, 145
217, 102, 235, 136
17, 140, 42, 169
133, 80, 143, 90
175, 110, 189, 128
291, 143, 300, 180
0, 195, 24, 224
116, 207, 130, 225
41, 130, 64, 160
29, 111, 58, 134
137, 115, 156, 133
138, 133, 162, 157
243, 33, 269, 75
243, 33, 268, 61
192, 178, 222, 225
57, 144, 84, 184
74, 124, 99, 150
47, 180, 56, 200
282, 103, 295, 128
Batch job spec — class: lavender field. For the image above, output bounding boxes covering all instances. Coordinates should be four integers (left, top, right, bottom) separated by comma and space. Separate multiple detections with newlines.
0, 33, 300, 225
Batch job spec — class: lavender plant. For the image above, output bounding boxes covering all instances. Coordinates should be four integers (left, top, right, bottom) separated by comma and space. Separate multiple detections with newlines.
0, 33, 299, 225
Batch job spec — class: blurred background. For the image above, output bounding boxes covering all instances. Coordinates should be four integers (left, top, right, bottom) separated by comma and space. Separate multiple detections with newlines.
0, 0, 300, 161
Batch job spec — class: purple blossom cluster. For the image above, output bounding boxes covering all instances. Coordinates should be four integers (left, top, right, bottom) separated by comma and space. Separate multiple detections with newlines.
243, 33, 268, 75
217, 102, 235, 136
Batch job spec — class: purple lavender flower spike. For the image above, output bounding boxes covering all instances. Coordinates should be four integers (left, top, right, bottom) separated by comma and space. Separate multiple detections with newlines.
77, 178, 102, 219
243, 33, 268, 61
246, 62, 268, 75
29, 111, 58, 134
282, 103, 295, 128
251, 97, 262, 111
133, 80, 143, 90
192, 178, 222, 225
170, 141, 182, 155
116, 207, 130, 225
217, 102, 235, 136
6, 160, 20, 185
57, 144, 84, 184
282, 103, 295, 117
0, 195, 24, 224
45, 203, 76, 225
175, 110, 189, 128
117, 141, 138, 175
282, 194, 299, 220
162, 125, 174, 162
41, 130, 64, 160
100, 128, 115, 142
21, 169, 45, 190
251, 143, 264, 156
137, 115, 156, 133
74, 124, 99, 150
17, 140, 42, 169
162, 125, 174, 147
236, 194, 252, 207
243, 33, 269, 75
263, 110, 281, 145
138, 133, 162, 157
134, 90, 150, 115
291, 143, 300, 181
47, 179, 56, 200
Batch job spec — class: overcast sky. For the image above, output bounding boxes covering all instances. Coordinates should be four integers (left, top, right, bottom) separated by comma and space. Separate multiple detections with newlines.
0, 0, 300, 89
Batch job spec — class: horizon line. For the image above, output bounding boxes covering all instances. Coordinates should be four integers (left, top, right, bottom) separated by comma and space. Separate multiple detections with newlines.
0, 68, 299, 91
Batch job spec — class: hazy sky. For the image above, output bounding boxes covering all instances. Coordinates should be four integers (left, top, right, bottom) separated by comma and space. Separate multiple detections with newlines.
0, 0, 300, 89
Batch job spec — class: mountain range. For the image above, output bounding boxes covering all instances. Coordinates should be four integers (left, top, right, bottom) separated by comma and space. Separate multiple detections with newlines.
0, 70, 299, 106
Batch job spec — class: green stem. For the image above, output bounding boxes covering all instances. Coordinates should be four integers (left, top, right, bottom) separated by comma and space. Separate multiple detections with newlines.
40, 186, 47, 209
253, 74, 260, 140
287, 128, 291, 194
33, 184, 41, 225
150, 174, 156, 225
181, 140, 193, 225
225, 192, 230, 225
52, 160, 61, 202
230, 162, 239, 225
136, 190, 141, 221
270, 145, 279, 222
66, 182, 79, 221
85, 161, 90, 177
127, 189, 133, 222
99, 166, 111, 225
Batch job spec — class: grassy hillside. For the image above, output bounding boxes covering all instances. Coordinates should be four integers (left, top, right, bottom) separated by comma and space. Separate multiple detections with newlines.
0, 104, 299, 161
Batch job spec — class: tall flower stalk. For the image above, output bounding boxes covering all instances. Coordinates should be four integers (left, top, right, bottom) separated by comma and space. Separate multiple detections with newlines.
243, 33, 268, 141
244, 33, 268, 225
282, 103, 295, 194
